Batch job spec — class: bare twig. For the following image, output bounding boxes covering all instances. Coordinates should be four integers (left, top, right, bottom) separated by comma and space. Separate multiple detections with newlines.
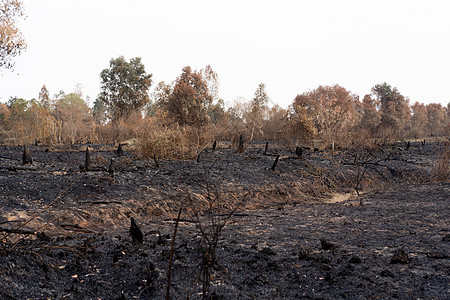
166, 204, 183, 300
0, 226, 35, 235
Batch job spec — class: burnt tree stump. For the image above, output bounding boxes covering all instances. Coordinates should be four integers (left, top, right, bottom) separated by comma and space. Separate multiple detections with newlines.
22, 146, 33, 165
271, 154, 280, 171
236, 134, 245, 153
212, 140, 217, 152
116, 143, 124, 157
129, 217, 143, 244
321, 239, 337, 251
153, 154, 159, 168
108, 158, 115, 176
390, 249, 409, 264
295, 146, 303, 158
264, 141, 269, 155
85, 147, 91, 172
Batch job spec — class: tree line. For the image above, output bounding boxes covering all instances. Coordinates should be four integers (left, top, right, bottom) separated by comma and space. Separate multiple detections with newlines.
0, 56, 449, 152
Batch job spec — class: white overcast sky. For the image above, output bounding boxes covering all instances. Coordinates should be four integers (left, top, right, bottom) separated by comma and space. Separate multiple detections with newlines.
1, 0, 450, 107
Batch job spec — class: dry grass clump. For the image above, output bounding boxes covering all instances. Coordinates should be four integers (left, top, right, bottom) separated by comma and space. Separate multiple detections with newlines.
136, 123, 197, 160
134, 111, 217, 160
297, 164, 340, 198
93, 154, 108, 165
431, 141, 450, 181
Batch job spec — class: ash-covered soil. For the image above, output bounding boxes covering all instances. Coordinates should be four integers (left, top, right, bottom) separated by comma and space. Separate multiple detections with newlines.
0, 141, 449, 299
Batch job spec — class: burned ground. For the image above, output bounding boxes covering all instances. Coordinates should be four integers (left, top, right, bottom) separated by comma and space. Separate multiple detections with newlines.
0, 141, 449, 299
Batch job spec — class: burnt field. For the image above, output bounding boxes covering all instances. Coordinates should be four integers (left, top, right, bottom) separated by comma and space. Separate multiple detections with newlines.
0, 141, 449, 299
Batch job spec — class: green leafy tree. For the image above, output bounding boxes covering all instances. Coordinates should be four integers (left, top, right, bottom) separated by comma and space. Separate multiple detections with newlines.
371, 82, 410, 137
7, 96, 28, 118
151, 81, 173, 116
39, 85, 50, 109
246, 83, 269, 141
55, 93, 91, 144
0, 0, 26, 70
201, 65, 220, 103
250, 83, 269, 120
201, 65, 224, 123
262, 104, 287, 140
0, 102, 11, 131
209, 98, 225, 124
98, 56, 152, 122
92, 98, 108, 125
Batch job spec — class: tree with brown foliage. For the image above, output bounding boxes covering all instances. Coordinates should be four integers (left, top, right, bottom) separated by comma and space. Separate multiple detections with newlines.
427, 103, 447, 137
28, 101, 58, 144
6, 97, 57, 144
164, 66, 213, 126
410, 102, 428, 138
284, 105, 316, 142
358, 94, 381, 136
262, 105, 287, 140
216, 97, 248, 140
292, 85, 358, 143
0, 0, 26, 70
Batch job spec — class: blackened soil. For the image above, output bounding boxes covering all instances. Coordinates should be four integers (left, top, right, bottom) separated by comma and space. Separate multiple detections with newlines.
0, 141, 448, 299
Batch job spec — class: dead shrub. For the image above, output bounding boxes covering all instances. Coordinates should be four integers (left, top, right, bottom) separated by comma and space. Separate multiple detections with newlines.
89, 112, 148, 144
135, 111, 217, 160
377, 126, 399, 145
116, 156, 133, 168
136, 123, 196, 160
93, 154, 108, 165
431, 141, 450, 181
348, 129, 382, 151
297, 164, 339, 197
